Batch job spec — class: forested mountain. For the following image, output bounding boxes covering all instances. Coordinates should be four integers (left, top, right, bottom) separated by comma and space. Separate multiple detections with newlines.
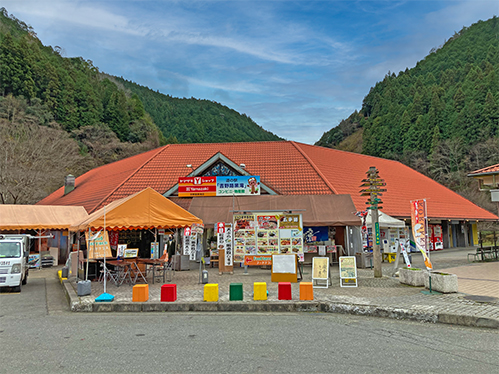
316, 17, 499, 217
0, 8, 280, 204
115, 77, 281, 144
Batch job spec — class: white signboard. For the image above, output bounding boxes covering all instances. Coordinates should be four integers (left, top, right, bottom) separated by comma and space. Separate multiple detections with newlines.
225, 224, 233, 267
117, 244, 127, 258
183, 230, 190, 256
189, 233, 198, 261
272, 254, 296, 273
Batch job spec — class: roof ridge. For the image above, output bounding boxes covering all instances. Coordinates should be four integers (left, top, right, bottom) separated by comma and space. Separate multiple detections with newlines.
91, 145, 171, 212
290, 141, 338, 194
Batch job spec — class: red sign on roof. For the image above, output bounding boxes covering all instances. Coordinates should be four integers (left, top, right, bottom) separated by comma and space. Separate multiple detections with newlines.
178, 177, 216, 197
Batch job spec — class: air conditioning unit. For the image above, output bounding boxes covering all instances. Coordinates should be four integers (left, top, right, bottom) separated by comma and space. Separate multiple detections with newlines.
491, 189, 499, 202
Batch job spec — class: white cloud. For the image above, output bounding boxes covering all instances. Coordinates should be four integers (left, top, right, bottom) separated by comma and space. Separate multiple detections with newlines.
4, 0, 146, 36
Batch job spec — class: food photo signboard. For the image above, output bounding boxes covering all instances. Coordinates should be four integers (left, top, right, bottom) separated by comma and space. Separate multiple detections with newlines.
233, 214, 256, 262
234, 212, 304, 265
339, 256, 358, 287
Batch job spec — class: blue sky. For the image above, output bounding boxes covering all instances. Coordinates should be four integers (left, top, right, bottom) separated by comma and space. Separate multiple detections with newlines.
3, 1, 498, 144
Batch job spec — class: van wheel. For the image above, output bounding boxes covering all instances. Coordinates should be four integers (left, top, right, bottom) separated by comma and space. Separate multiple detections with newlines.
12, 284, 21, 292
22, 273, 28, 285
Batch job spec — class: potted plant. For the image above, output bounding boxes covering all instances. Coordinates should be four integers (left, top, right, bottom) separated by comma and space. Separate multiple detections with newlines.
424, 271, 458, 293
399, 267, 424, 287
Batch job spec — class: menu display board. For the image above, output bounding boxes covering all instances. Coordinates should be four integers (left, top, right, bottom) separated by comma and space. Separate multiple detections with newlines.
234, 214, 256, 262
256, 214, 279, 254
233, 212, 304, 263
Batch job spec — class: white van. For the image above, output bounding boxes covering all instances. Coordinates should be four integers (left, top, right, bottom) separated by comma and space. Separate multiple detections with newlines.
0, 234, 30, 292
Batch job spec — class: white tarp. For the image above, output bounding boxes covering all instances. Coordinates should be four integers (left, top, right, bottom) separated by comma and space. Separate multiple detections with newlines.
366, 210, 405, 228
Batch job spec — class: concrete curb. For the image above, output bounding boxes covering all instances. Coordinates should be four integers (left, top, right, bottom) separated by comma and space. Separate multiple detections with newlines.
60, 278, 499, 329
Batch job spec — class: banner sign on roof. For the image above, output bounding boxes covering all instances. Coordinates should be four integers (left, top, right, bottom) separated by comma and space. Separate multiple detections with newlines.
217, 176, 260, 196
178, 176, 260, 197
178, 177, 216, 197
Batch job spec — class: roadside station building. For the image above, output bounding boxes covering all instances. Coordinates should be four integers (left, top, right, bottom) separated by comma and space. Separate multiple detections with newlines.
38, 141, 497, 253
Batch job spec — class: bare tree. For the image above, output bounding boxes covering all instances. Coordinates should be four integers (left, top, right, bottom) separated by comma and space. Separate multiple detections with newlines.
0, 97, 91, 204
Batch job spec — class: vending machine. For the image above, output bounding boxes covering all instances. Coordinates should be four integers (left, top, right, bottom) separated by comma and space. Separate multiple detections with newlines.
429, 224, 443, 250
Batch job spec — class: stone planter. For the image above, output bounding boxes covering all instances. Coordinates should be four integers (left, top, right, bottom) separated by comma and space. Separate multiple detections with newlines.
399, 267, 424, 287
424, 271, 458, 293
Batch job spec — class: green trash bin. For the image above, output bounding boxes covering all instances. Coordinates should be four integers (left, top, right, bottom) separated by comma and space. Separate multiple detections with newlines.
229, 283, 243, 301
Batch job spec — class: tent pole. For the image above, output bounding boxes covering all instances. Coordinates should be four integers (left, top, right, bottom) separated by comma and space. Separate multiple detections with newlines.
83, 232, 89, 281
103, 205, 107, 294
38, 230, 42, 271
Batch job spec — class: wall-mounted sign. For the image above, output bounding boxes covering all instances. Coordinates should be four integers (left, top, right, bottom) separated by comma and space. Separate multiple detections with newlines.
217, 176, 260, 196
178, 177, 216, 197
303, 226, 329, 243
216, 222, 225, 234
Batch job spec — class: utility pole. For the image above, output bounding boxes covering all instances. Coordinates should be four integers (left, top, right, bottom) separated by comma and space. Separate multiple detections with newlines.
360, 167, 386, 278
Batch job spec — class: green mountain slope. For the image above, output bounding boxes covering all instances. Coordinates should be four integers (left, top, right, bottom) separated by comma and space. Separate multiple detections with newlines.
316, 17, 499, 216
0, 8, 162, 146
317, 17, 498, 157
0, 7, 280, 148
114, 77, 281, 143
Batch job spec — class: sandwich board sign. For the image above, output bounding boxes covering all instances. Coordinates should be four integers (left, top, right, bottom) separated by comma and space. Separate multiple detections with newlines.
312, 257, 330, 288
339, 256, 357, 287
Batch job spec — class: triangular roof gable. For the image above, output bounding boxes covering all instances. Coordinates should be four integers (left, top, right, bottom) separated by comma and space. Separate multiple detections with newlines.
163, 152, 277, 196
69, 187, 202, 231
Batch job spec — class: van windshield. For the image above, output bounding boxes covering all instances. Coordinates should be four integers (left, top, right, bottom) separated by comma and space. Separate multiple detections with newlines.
0, 242, 21, 258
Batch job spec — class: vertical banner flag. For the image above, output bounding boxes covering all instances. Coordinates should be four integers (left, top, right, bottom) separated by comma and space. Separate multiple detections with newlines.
183, 226, 191, 256
217, 222, 226, 263
189, 232, 197, 261
225, 224, 233, 266
410, 199, 432, 270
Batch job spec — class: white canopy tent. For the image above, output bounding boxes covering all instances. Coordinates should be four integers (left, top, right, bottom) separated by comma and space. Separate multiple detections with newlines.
365, 210, 405, 228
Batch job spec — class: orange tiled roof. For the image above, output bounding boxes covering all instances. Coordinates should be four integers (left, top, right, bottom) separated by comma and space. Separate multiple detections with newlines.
37, 141, 497, 221
468, 163, 499, 176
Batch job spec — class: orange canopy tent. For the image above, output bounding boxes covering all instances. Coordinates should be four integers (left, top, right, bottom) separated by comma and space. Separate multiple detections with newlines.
0, 205, 88, 231
69, 187, 203, 232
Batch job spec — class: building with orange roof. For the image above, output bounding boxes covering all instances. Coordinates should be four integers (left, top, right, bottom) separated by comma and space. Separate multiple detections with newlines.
38, 141, 497, 251
468, 163, 499, 218
468, 163, 499, 189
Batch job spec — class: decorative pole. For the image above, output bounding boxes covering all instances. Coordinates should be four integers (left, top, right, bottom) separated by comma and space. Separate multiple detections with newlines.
360, 167, 386, 278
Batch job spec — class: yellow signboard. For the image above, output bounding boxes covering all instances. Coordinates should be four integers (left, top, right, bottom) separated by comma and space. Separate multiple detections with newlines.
86, 230, 112, 259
